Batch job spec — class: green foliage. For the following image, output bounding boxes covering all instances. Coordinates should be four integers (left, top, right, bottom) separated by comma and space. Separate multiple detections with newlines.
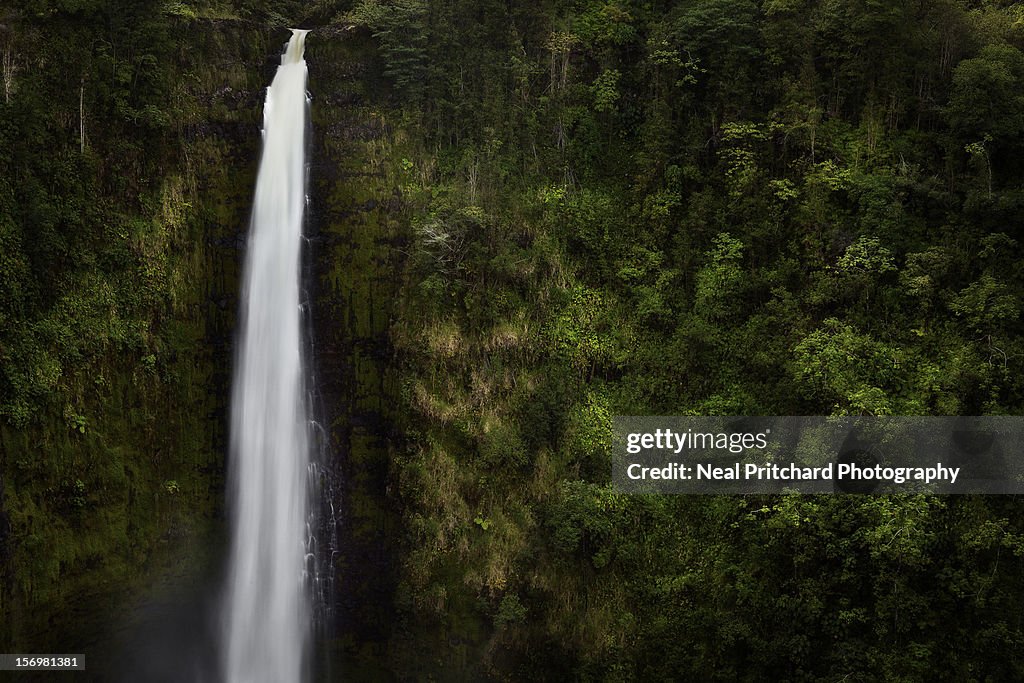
495, 592, 527, 626
7, 0, 1024, 678
543, 285, 614, 373
163, 2, 199, 20
0, 0, 251, 656
694, 233, 746, 320
350, 0, 429, 101
949, 275, 1020, 334
384, 1, 1024, 677
793, 320, 902, 415
671, 0, 761, 109
947, 44, 1024, 145
591, 68, 621, 113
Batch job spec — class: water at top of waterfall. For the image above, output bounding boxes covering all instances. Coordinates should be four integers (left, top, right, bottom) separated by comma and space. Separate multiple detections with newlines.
223, 29, 311, 683
284, 29, 309, 64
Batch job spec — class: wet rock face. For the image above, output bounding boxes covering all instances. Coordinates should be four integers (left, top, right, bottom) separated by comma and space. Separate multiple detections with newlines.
304, 33, 406, 674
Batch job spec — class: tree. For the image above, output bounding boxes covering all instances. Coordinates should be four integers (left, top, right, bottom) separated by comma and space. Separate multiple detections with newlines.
946, 43, 1024, 146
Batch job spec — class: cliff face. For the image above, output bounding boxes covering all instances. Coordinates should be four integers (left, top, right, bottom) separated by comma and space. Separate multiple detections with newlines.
6, 2, 1024, 681
306, 33, 405, 678
0, 8, 409, 677
0, 10, 267, 674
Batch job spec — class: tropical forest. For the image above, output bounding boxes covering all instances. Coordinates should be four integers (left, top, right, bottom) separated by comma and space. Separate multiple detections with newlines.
1, 0, 1024, 680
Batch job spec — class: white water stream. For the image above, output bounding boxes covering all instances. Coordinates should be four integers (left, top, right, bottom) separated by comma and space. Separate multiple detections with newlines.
223, 29, 311, 683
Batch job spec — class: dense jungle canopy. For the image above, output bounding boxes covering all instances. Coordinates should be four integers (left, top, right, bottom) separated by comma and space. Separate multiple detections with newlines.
1, 0, 1024, 680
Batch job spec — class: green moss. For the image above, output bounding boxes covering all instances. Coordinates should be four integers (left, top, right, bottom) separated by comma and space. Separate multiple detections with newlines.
0, 16, 271, 667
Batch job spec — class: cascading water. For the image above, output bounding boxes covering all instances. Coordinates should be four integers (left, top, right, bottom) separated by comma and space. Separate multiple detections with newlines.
223, 29, 312, 683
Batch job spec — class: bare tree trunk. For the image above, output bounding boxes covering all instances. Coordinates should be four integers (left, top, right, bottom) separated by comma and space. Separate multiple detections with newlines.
1, 45, 14, 103
546, 32, 574, 96
79, 77, 85, 153
548, 50, 556, 95
986, 154, 993, 199
467, 159, 479, 205
940, 35, 952, 77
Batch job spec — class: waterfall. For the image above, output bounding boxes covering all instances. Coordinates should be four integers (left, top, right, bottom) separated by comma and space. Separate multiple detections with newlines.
223, 29, 312, 683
